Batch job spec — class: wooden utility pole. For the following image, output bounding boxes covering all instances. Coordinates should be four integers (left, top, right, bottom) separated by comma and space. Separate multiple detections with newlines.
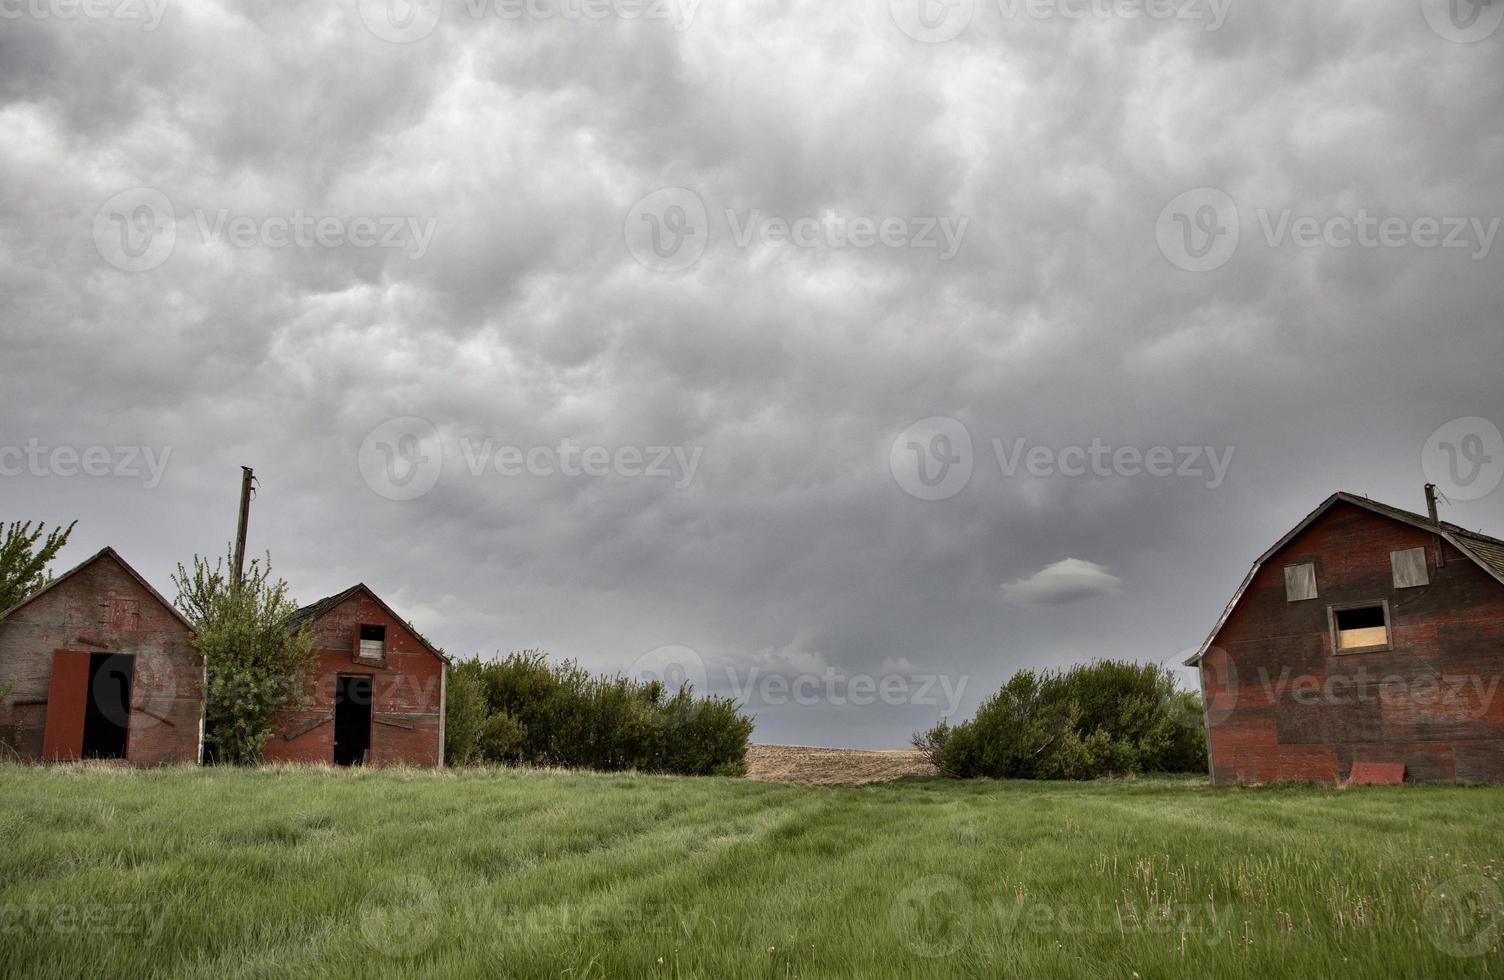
232, 466, 255, 586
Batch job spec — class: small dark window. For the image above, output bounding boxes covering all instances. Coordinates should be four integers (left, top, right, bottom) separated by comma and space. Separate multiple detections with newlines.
358, 624, 386, 660
1333, 604, 1390, 652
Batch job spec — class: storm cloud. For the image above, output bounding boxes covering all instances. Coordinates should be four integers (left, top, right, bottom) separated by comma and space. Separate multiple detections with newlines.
1, 0, 1501, 747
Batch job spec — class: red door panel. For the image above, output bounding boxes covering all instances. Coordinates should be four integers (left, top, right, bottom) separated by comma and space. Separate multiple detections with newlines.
42, 649, 90, 761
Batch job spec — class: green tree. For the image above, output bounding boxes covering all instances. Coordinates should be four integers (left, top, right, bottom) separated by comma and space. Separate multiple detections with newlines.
0, 520, 76, 614
172, 550, 315, 765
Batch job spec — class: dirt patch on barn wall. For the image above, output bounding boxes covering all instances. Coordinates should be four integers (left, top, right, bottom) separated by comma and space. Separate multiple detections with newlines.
745, 744, 938, 786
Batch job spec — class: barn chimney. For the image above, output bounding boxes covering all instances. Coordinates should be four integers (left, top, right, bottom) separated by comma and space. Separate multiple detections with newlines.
1424, 482, 1443, 568
232, 466, 255, 587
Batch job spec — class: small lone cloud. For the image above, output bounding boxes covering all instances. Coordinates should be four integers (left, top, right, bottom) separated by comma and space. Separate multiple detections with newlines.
1000, 558, 1121, 606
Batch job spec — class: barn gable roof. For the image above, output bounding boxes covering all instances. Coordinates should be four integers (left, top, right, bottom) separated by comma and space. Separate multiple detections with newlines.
0, 546, 196, 633
1185, 492, 1504, 666
291, 583, 449, 664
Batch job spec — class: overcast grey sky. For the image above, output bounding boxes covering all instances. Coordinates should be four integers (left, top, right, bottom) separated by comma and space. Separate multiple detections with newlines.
2, 0, 1501, 747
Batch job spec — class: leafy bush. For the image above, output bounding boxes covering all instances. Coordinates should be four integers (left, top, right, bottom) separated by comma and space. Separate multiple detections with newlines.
172, 550, 315, 765
442, 659, 488, 766
915, 660, 1206, 780
445, 650, 753, 776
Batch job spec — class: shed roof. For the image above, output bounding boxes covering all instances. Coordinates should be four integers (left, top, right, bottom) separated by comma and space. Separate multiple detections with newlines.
1185, 492, 1504, 666
0, 546, 197, 634
291, 583, 449, 664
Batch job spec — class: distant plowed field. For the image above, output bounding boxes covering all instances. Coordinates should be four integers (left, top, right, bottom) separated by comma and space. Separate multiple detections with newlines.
746, 744, 937, 785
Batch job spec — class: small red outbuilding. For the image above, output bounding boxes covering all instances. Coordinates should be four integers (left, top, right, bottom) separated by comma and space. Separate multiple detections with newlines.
263, 584, 447, 767
0, 548, 204, 764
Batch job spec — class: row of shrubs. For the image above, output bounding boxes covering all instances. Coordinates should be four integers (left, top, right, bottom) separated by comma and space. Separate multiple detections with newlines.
444, 651, 754, 776
914, 660, 1206, 780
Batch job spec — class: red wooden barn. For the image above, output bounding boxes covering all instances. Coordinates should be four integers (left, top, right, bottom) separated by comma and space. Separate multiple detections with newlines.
1186, 491, 1504, 785
263, 584, 447, 767
0, 548, 204, 764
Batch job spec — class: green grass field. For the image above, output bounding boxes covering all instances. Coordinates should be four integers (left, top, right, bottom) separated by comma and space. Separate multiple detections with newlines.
1, 765, 1501, 979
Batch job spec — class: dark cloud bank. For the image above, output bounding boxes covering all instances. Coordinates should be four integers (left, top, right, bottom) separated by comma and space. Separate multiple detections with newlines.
2, 0, 1500, 746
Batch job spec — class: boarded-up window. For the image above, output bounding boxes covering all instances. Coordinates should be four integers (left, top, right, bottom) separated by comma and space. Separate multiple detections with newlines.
1391, 548, 1429, 589
1284, 563, 1318, 601
1332, 603, 1390, 652
358, 624, 386, 660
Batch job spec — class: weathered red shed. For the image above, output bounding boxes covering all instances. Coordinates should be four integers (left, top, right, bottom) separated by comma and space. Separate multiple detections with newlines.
1187, 492, 1504, 785
0, 548, 204, 764
263, 584, 446, 767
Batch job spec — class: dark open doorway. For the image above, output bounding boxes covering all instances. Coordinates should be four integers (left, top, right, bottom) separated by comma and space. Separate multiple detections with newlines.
334, 674, 373, 766
82, 653, 133, 760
